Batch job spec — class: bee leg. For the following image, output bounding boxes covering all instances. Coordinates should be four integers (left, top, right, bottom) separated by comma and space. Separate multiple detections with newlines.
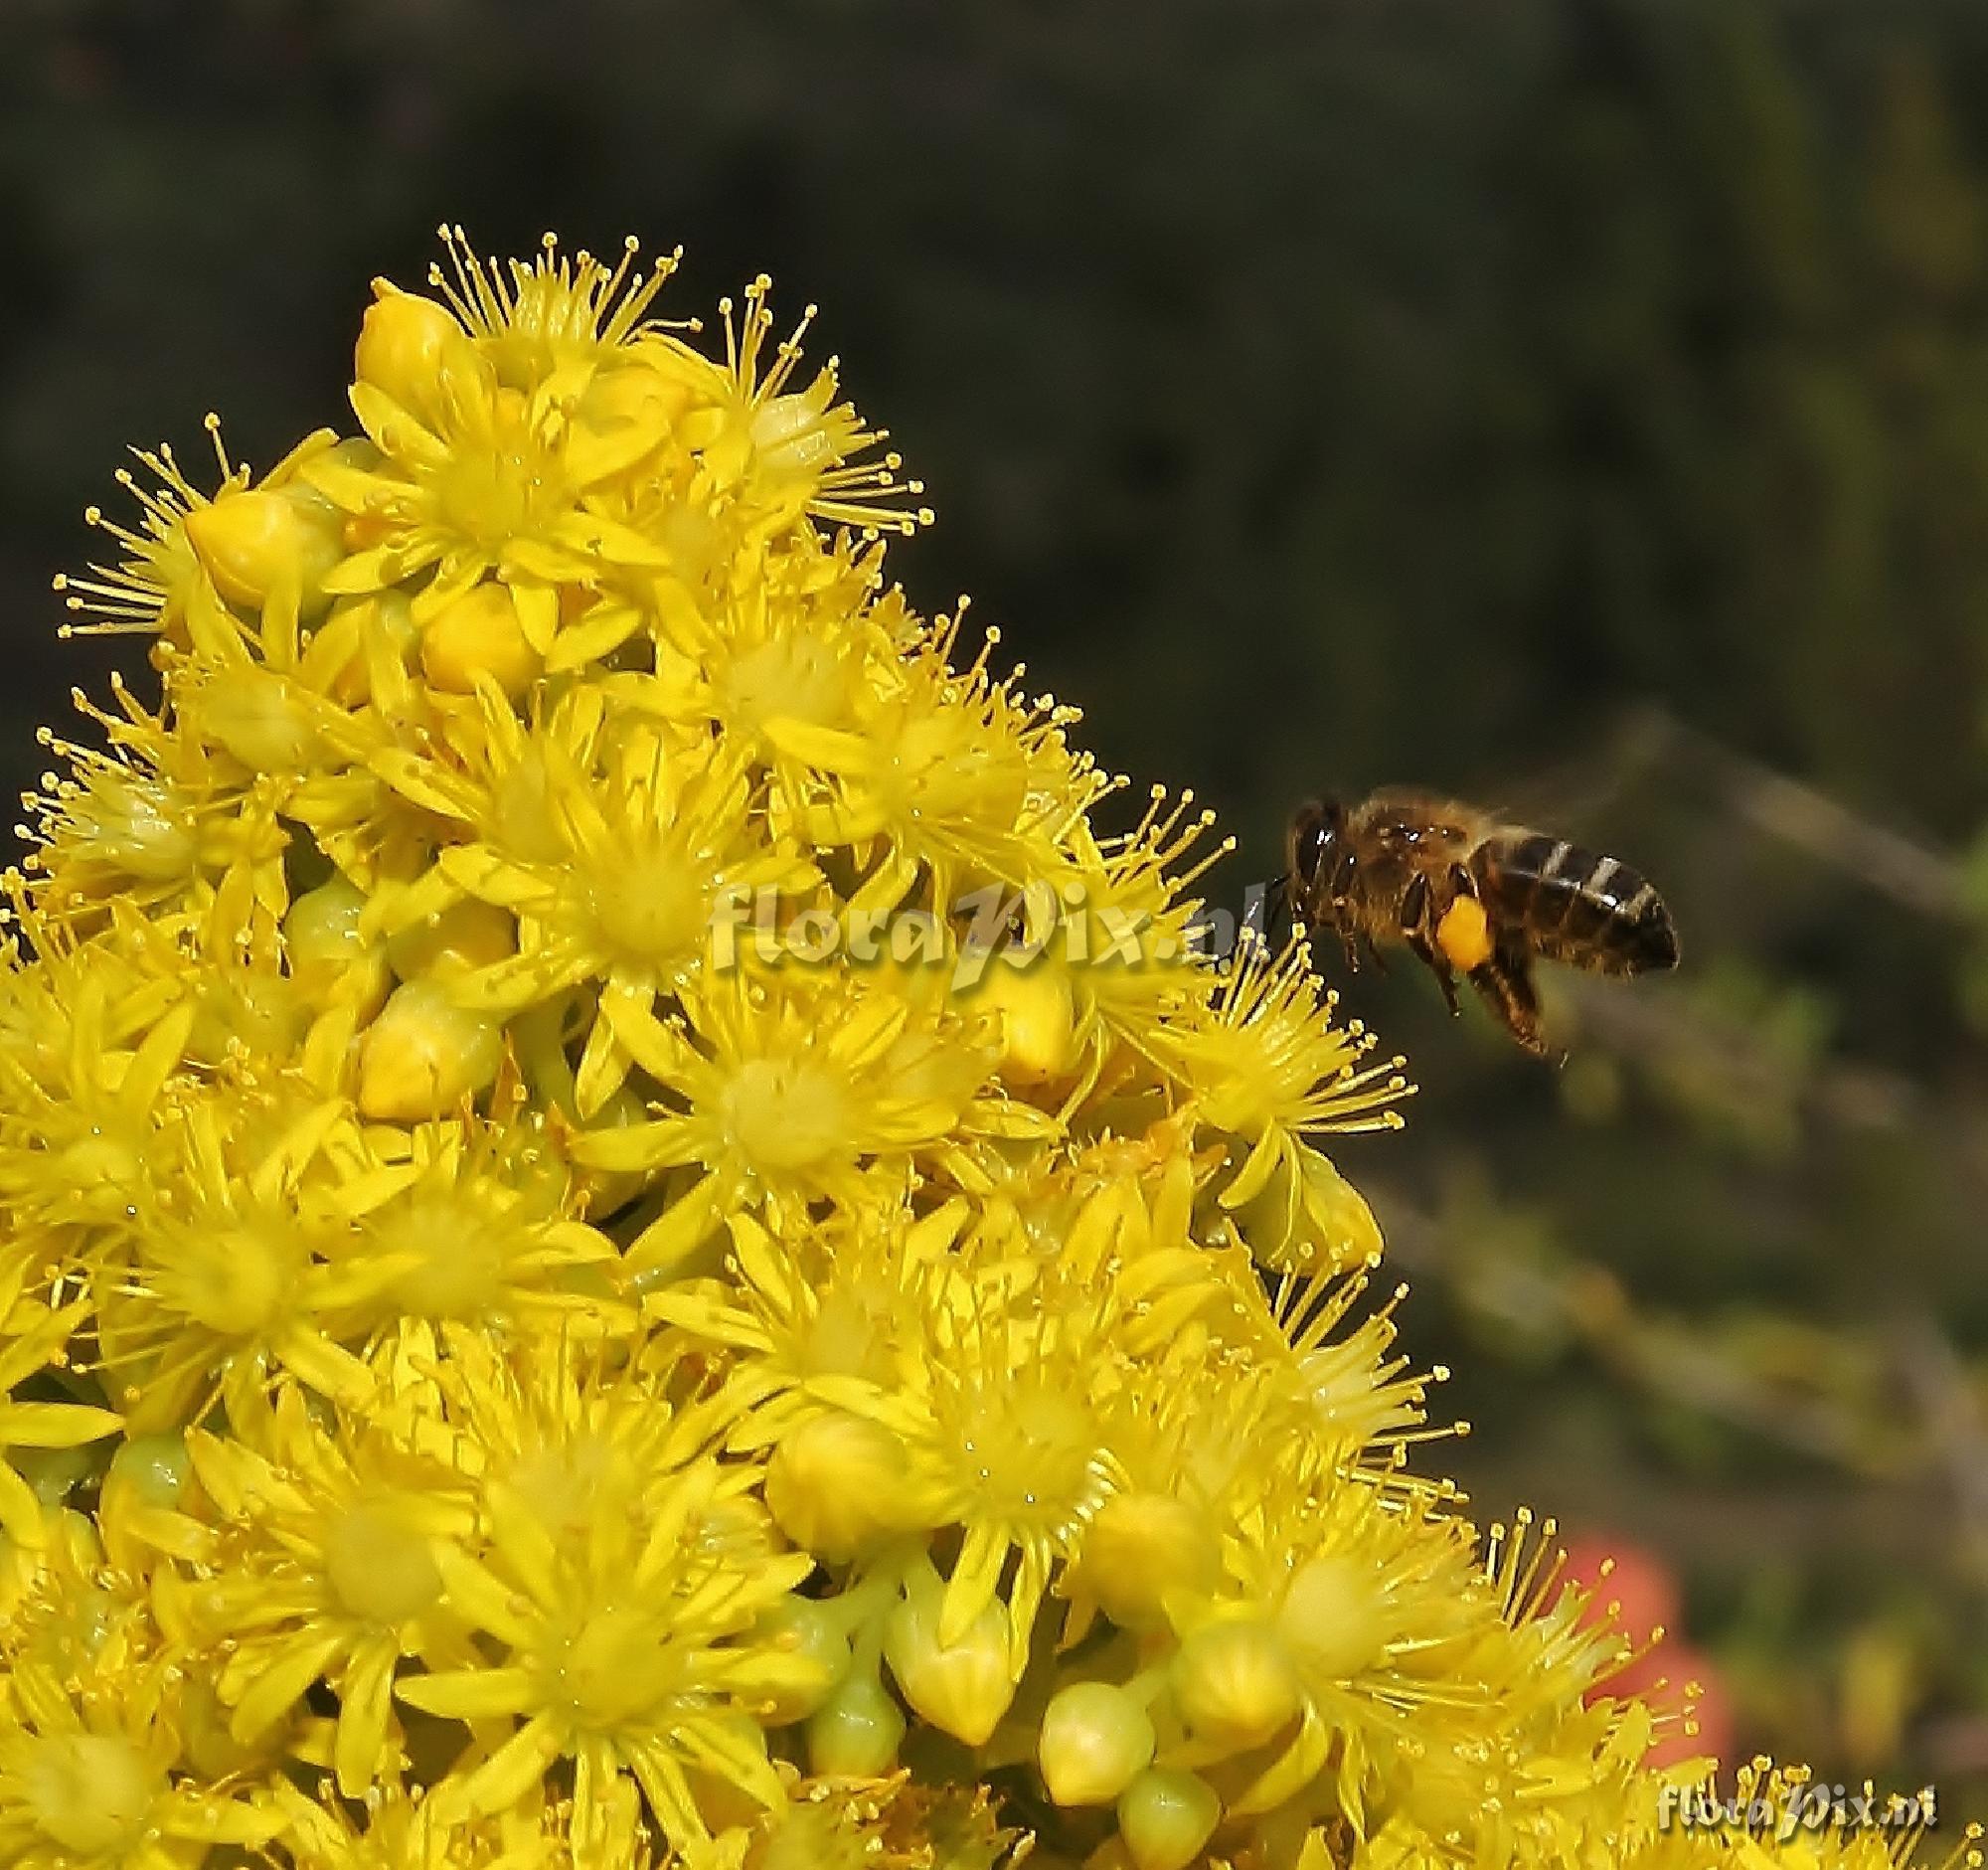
1397, 872, 1458, 1012
1407, 930, 1462, 1015
1447, 861, 1478, 902
1466, 930, 1558, 1061
1400, 870, 1431, 936
1360, 932, 1391, 975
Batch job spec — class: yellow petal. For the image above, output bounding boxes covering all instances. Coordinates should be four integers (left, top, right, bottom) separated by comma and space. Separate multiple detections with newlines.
397, 1666, 535, 1721
349, 381, 450, 470
461, 1713, 566, 1814
0, 1402, 124, 1448
759, 716, 876, 772
229, 1629, 347, 1742
433, 1545, 537, 1648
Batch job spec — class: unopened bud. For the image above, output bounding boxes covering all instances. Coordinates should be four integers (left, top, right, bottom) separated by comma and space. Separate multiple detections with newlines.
185, 488, 340, 608
884, 1573, 1016, 1747
1038, 1680, 1155, 1806
1233, 1141, 1384, 1277
764, 1410, 911, 1563
355, 284, 473, 420
1118, 1769, 1223, 1870
386, 898, 517, 983
1277, 1553, 1386, 1681
753, 1596, 851, 1725
420, 583, 542, 699
198, 666, 320, 773
284, 879, 390, 1019
105, 1434, 192, 1511
1170, 1618, 1301, 1754
284, 877, 370, 968
16, 1445, 94, 1509
806, 1664, 905, 1777
357, 978, 504, 1121
977, 957, 1078, 1088
1079, 1492, 1219, 1629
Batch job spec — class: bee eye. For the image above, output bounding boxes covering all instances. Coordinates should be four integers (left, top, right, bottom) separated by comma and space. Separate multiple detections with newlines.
1294, 814, 1333, 884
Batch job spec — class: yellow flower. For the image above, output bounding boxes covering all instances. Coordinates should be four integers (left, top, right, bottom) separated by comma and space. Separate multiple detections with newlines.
422, 1321, 718, 1547
667, 533, 897, 802
645, 270, 927, 539
0, 914, 192, 1269
177, 1379, 474, 1793
1156, 935, 1407, 1273
92, 1086, 372, 1432
0, 1645, 284, 1870
23, 678, 290, 925
1063, 1275, 1441, 1649
566, 967, 1010, 1247
428, 720, 810, 1115
1362, 1509, 1658, 1859
50, 416, 336, 645
425, 228, 682, 393
303, 251, 681, 628
1057, 786, 1232, 1070
764, 613, 1099, 910
910, 1257, 1127, 1673
273, 1782, 512, 1870
50, 436, 216, 639
1223, 1261, 1452, 1458
646, 1193, 964, 1444
399, 1448, 814, 1853
316, 1105, 627, 1336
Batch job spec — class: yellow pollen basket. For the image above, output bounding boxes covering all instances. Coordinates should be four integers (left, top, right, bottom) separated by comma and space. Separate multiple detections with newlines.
1435, 894, 1494, 972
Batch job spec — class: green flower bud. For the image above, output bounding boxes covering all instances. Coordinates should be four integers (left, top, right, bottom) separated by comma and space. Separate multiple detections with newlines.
884, 1570, 1016, 1747
1038, 1680, 1155, 1806
764, 1410, 911, 1563
806, 1663, 906, 1778
1118, 1769, 1223, 1870
753, 1595, 853, 1725
357, 978, 504, 1121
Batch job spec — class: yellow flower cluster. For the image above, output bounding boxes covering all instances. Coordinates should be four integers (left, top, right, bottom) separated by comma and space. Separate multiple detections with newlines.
0, 229, 1972, 1870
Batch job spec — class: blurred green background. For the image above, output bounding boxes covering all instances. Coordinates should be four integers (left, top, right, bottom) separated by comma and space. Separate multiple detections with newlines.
6, 0, 1988, 1807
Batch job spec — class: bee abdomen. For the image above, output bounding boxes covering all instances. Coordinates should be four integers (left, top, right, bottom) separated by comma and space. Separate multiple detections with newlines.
1474, 833, 1679, 975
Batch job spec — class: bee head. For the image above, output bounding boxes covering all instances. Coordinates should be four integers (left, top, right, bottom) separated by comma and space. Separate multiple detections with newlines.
1288, 797, 1346, 894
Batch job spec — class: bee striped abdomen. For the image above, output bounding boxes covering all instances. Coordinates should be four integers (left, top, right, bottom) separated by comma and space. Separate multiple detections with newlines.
1474, 833, 1679, 977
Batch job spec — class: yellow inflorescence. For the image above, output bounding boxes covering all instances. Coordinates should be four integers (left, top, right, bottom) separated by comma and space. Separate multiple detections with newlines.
0, 230, 1969, 1870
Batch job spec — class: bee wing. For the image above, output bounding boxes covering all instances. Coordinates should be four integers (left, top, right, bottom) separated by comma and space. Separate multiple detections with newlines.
1477, 707, 1676, 843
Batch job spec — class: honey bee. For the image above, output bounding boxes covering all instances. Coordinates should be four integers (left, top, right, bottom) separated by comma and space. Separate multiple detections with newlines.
1284, 789, 1679, 1058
